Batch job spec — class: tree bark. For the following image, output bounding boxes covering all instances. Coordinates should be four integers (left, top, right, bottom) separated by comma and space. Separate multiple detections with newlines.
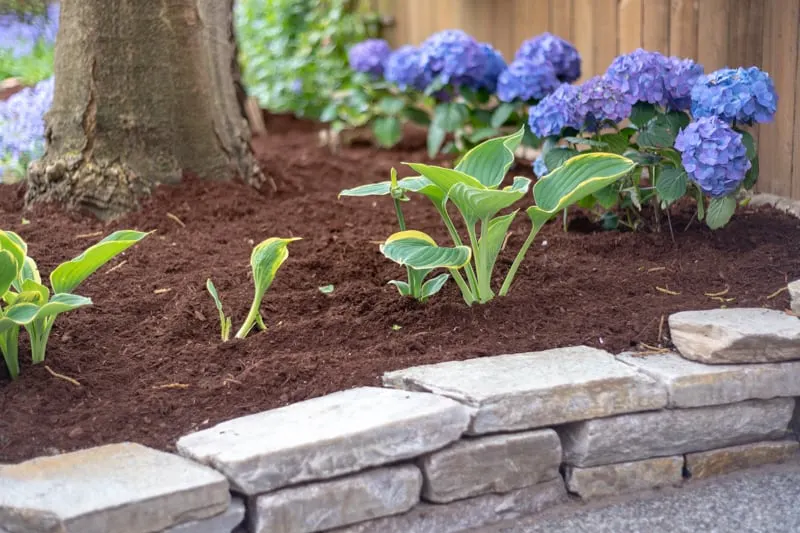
26, 0, 260, 219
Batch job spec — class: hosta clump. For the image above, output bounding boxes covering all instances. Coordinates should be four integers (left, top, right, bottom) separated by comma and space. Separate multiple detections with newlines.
0, 76, 53, 182
206, 237, 299, 341
691, 67, 778, 125
341, 129, 634, 305
515, 32, 581, 83
0, 229, 148, 380
348, 39, 392, 77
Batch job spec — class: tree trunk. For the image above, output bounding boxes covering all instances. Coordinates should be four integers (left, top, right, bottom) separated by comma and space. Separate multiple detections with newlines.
26, 0, 260, 219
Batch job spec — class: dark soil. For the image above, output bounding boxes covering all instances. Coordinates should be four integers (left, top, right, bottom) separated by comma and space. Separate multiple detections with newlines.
1, 115, 798, 462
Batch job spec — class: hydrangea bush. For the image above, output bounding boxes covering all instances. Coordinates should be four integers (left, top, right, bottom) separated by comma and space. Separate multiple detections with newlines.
531, 48, 776, 230
0, 76, 53, 182
335, 29, 581, 155
0, 2, 57, 84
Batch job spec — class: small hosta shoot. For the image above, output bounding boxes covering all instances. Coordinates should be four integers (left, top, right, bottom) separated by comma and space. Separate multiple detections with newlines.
0, 229, 149, 379
206, 237, 299, 341
341, 128, 635, 305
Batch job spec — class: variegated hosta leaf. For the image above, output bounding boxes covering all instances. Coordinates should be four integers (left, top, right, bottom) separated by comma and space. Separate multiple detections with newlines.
380, 230, 472, 270
339, 176, 438, 198
21, 256, 41, 286
0, 250, 17, 296
206, 279, 224, 313
1, 293, 92, 326
528, 153, 636, 228
51, 230, 151, 294
21, 279, 49, 304
251, 237, 301, 296
455, 127, 524, 188
448, 177, 531, 223
421, 273, 450, 299
0, 231, 25, 283
405, 163, 485, 194
478, 211, 518, 274
388, 280, 412, 297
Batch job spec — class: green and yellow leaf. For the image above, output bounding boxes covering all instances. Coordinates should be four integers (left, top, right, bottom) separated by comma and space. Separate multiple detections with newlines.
455, 127, 524, 188
448, 177, 531, 222
0, 250, 17, 296
528, 153, 636, 228
251, 237, 301, 295
0, 231, 25, 282
51, 230, 151, 294
380, 230, 472, 270
404, 163, 485, 194
421, 273, 450, 299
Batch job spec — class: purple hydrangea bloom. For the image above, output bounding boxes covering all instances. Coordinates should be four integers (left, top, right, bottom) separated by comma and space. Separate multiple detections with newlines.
576, 75, 634, 128
0, 76, 53, 181
528, 83, 581, 137
606, 49, 670, 107
0, 3, 58, 57
384, 45, 428, 90
674, 116, 751, 198
476, 43, 506, 92
691, 67, 778, 125
663, 56, 704, 111
515, 32, 581, 83
419, 29, 485, 87
533, 154, 548, 177
497, 59, 559, 103
348, 39, 392, 77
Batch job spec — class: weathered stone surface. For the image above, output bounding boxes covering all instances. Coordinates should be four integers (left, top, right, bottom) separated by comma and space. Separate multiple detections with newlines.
669, 308, 800, 364
165, 498, 245, 533
790, 280, 800, 314
330, 478, 567, 533
249, 464, 421, 533
560, 398, 795, 467
565, 456, 684, 500
686, 440, 800, 480
0, 443, 229, 533
420, 429, 561, 503
383, 346, 667, 435
177, 387, 471, 495
617, 352, 800, 408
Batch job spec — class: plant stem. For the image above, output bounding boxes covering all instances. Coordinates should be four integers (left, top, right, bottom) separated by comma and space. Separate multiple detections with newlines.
29, 317, 53, 365
0, 327, 20, 380
449, 268, 474, 306
436, 204, 478, 294
236, 291, 265, 339
466, 223, 487, 302
393, 197, 407, 231
499, 223, 543, 296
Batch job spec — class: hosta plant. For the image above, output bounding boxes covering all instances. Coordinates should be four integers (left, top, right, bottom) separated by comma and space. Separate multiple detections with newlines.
206, 237, 299, 341
341, 128, 635, 305
0, 229, 149, 379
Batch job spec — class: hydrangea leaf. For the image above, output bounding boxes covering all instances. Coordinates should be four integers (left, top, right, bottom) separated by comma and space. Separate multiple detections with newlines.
630, 102, 657, 128
656, 167, 689, 205
372, 116, 402, 148
528, 153, 636, 228
544, 147, 579, 172
433, 102, 469, 132
50, 230, 150, 294
455, 127, 524, 188
491, 103, 516, 128
427, 123, 447, 157
706, 196, 737, 230
380, 230, 471, 270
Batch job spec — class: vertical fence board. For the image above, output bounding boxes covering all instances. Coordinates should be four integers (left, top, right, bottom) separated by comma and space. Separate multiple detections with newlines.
760, 0, 799, 197
549, 0, 574, 42
792, 8, 800, 200
642, 0, 670, 54
669, 0, 698, 59
513, 0, 550, 53
592, 0, 618, 73
697, 0, 729, 71
490, 0, 516, 58
727, 0, 764, 68
618, 0, 643, 54
572, 0, 595, 80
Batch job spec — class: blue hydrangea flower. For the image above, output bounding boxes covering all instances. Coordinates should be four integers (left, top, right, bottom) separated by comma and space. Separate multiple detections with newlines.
674, 116, 751, 198
663, 56, 704, 111
384, 45, 429, 90
476, 43, 506, 92
528, 83, 581, 138
606, 49, 670, 107
533, 154, 548, 177
0, 3, 58, 57
0, 76, 53, 181
419, 29, 485, 87
515, 33, 581, 83
575, 75, 634, 129
691, 67, 778, 125
347, 39, 392, 77
497, 59, 559, 103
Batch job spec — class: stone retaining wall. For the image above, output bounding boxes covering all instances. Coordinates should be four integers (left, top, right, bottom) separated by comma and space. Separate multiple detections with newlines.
1, 304, 799, 533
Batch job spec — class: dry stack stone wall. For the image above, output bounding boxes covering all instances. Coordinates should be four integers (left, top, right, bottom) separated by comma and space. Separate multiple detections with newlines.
1, 302, 799, 533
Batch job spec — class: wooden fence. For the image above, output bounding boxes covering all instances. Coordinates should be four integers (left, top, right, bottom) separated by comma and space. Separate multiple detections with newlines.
373, 0, 800, 201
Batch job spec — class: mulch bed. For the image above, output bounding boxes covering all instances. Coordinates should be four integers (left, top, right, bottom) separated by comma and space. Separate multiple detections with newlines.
1, 115, 798, 462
